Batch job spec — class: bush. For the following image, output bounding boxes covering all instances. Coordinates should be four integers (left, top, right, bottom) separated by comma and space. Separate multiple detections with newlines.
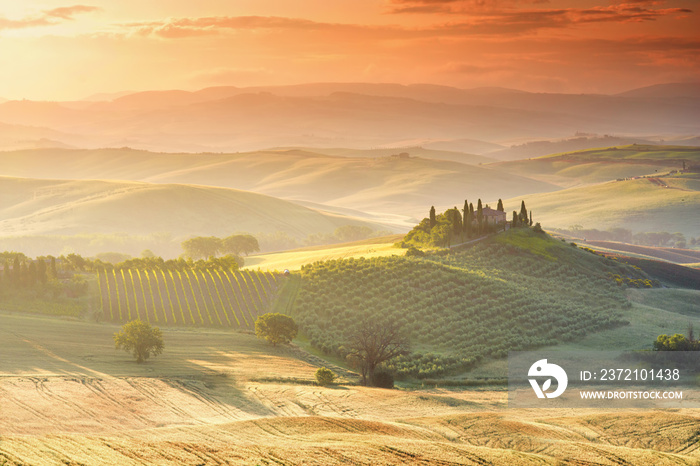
372, 370, 394, 389
315, 367, 337, 386
533, 223, 544, 233
405, 247, 425, 257
255, 313, 298, 346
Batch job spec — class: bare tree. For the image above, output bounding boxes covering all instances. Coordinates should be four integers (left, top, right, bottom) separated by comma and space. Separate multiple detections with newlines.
346, 319, 409, 386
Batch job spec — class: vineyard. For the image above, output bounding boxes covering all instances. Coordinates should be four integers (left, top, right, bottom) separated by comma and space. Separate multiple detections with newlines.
292, 229, 649, 378
97, 268, 283, 327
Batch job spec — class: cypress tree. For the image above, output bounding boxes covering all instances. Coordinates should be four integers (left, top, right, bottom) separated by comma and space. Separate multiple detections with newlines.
476, 199, 484, 235
28, 262, 37, 288
520, 201, 528, 225
451, 207, 462, 235
462, 200, 469, 233
37, 259, 47, 284
497, 199, 504, 212
429, 206, 436, 229
468, 203, 474, 238
50, 256, 57, 279
512, 211, 518, 228
529, 210, 533, 226
12, 257, 20, 284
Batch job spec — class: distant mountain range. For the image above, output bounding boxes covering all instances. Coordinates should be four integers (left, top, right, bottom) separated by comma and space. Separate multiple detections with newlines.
0, 82, 696, 153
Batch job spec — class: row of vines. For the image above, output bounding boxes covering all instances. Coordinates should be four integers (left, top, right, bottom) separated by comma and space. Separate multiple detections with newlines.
97, 268, 282, 327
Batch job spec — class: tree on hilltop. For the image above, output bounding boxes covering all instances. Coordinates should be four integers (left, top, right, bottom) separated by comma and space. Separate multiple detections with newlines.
519, 201, 529, 226
429, 206, 436, 229
497, 199, 504, 212
462, 200, 469, 234
476, 199, 484, 235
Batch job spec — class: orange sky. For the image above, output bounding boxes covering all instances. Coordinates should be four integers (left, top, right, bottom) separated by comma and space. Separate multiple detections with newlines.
0, 0, 697, 100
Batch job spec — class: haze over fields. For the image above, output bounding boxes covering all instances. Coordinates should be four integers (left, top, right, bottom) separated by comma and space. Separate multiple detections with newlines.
1, 1, 700, 464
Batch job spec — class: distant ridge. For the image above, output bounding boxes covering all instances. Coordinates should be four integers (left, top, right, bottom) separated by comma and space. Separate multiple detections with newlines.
616, 82, 700, 99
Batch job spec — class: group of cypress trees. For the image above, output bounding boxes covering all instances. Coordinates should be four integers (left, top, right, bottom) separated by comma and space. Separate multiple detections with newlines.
0, 254, 57, 290
404, 198, 533, 248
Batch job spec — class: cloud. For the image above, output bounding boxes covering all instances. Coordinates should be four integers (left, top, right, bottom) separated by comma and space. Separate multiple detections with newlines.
44, 5, 100, 20
121, 3, 694, 42
387, 0, 692, 24
125, 16, 350, 39
0, 4, 99, 30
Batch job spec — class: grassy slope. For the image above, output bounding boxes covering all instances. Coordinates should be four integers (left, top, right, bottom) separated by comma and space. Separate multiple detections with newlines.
290, 229, 648, 378
0, 148, 559, 218
505, 175, 700, 236
491, 145, 700, 186
0, 176, 389, 239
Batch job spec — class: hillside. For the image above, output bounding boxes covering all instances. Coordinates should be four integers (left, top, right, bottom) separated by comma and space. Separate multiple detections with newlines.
0, 148, 559, 219
504, 175, 700, 237
491, 145, 700, 186
0, 176, 390, 256
289, 229, 645, 378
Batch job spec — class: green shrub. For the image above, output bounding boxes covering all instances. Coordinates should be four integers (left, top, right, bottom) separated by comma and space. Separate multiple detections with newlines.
315, 367, 337, 386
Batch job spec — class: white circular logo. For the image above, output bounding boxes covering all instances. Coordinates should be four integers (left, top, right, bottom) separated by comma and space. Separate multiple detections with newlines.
528, 359, 568, 398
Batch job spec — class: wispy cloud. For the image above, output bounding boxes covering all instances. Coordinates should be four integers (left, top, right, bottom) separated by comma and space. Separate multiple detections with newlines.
388, 0, 692, 25
125, 16, 353, 39
122, 2, 693, 42
0, 5, 100, 30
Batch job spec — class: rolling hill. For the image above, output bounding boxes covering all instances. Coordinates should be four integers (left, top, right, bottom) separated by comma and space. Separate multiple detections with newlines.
0, 148, 559, 219
0, 176, 391, 257
492, 145, 700, 187
290, 228, 640, 378
505, 174, 700, 237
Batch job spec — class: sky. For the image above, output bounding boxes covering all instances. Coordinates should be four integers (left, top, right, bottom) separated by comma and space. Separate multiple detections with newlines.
0, 0, 698, 100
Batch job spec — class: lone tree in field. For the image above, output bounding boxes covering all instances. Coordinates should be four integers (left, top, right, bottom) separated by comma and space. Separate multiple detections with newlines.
346, 319, 409, 387
255, 313, 298, 346
114, 320, 164, 363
